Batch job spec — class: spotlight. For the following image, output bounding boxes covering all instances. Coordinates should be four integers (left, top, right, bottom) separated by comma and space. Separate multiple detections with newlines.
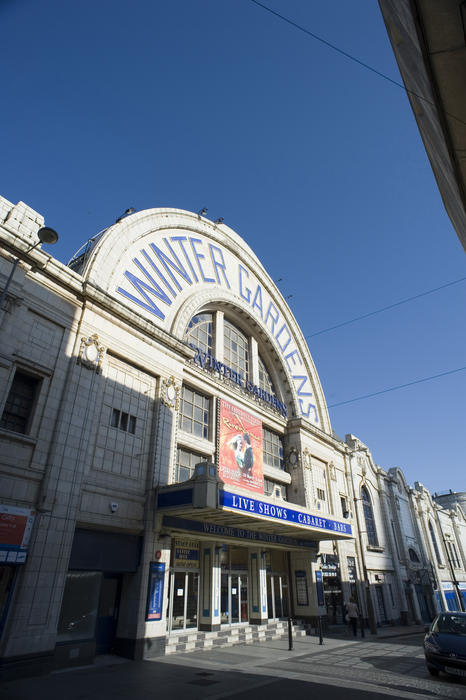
214, 217, 224, 225
198, 207, 208, 217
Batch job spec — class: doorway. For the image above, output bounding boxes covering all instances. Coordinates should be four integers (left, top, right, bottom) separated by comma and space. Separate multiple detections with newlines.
167, 570, 199, 632
95, 573, 122, 654
266, 575, 289, 619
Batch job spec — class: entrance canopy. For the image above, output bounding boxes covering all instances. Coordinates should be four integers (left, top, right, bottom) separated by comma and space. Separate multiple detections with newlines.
157, 464, 353, 549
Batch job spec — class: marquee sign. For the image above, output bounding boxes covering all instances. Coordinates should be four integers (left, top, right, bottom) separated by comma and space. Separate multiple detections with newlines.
113, 228, 319, 424
220, 491, 352, 536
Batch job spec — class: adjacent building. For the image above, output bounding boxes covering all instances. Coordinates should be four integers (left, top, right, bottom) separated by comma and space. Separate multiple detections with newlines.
0, 195, 464, 679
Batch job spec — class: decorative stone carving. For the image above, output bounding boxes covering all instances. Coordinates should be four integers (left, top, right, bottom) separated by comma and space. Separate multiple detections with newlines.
78, 334, 105, 372
287, 447, 300, 469
161, 376, 180, 410
329, 461, 336, 480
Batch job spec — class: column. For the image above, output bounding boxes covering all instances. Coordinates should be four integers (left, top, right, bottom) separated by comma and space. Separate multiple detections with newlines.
199, 543, 221, 631
249, 549, 268, 624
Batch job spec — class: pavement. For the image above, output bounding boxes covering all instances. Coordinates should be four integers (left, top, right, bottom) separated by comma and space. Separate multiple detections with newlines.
2, 625, 466, 700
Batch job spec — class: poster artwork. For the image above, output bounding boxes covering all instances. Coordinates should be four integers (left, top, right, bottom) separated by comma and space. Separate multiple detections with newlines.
219, 399, 264, 494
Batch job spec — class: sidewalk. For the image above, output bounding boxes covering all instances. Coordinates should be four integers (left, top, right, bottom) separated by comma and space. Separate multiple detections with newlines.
1, 626, 444, 700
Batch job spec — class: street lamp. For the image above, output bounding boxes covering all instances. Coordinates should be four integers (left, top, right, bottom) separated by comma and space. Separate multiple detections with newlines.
0, 227, 59, 311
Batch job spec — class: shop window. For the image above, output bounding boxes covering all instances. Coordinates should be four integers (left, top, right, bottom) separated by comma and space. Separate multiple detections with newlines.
176, 447, 209, 482
428, 521, 442, 565
262, 427, 284, 470
223, 320, 249, 379
110, 408, 136, 434
258, 355, 275, 394
185, 312, 213, 354
0, 370, 41, 434
57, 571, 102, 643
179, 386, 210, 439
361, 485, 379, 547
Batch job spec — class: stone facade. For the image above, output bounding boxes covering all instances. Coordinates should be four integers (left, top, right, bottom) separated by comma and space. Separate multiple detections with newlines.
0, 195, 464, 679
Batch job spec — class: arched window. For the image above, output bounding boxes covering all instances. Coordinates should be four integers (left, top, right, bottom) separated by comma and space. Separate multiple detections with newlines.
429, 521, 442, 565
361, 485, 378, 547
185, 313, 213, 354
223, 320, 249, 379
258, 355, 275, 395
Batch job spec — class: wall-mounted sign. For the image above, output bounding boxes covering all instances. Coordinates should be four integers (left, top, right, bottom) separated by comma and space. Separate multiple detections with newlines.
112, 225, 319, 424
192, 347, 287, 417
219, 400, 264, 494
220, 492, 352, 535
0, 505, 35, 565
295, 570, 309, 606
174, 539, 199, 568
146, 562, 165, 621
315, 571, 325, 607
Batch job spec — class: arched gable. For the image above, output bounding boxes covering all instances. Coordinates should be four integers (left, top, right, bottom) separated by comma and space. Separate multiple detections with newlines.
74, 208, 330, 430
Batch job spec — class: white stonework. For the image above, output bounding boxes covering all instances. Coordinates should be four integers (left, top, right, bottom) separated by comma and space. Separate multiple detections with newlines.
0, 195, 464, 678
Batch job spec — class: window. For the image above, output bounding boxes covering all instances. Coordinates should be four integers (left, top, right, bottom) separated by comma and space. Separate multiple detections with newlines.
262, 427, 284, 470
0, 370, 41, 434
258, 355, 275, 394
317, 488, 326, 501
340, 496, 348, 517
111, 408, 136, 434
408, 548, 420, 563
428, 521, 442, 565
176, 447, 208, 482
179, 386, 210, 439
447, 541, 461, 569
223, 320, 249, 379
361, 485, 379, 547
264, 479, 287, 500
185, 313, 213, 354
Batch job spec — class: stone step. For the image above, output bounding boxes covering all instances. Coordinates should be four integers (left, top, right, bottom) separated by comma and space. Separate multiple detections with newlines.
165, 621, 307, 655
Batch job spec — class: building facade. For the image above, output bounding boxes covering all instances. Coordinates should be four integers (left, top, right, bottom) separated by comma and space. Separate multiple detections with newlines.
0, 196, 465, 678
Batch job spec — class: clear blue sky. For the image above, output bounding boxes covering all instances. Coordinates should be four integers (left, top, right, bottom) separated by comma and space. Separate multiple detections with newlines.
1, 0, 465, 494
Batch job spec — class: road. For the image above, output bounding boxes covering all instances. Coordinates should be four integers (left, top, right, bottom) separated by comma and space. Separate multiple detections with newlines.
1, 631, 466, 700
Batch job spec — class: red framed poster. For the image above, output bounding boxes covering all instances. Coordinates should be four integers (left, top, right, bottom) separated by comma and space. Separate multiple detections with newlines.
218, 399, 264, 494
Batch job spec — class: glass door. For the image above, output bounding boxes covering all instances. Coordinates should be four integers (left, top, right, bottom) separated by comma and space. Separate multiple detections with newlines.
167, 571, 199, 632
267, 574, 288, 619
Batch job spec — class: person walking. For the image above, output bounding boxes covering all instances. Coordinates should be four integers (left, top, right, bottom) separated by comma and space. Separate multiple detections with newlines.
346, 597, 359, 637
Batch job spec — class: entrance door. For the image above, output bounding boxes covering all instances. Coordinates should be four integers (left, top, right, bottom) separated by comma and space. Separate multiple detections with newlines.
168, 571, 199, 632
267, 575, 289, 619
221, 573, 248, 624
95, 573, 122, 654
375, 585, 387, 624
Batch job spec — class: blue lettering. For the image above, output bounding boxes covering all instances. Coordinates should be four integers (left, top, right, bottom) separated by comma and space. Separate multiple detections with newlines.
140, 248, 177, 297
148, 240, 192, 290
252, 285, 263, 319
190, 238, 215, 283
238, 264, 251, 303
264, 301, 279, 334
285, 349, 301, 370
209, 244, 230, 288
275, 323, 292, 352
117, 258, 173, 320
171, 236, 199, 282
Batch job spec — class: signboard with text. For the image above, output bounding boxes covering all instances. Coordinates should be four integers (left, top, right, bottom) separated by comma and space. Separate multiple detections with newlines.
0, 505, 35, 565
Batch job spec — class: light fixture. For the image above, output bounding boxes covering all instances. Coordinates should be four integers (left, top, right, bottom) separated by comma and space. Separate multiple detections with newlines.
214, 217, 224, 225
198, 207, 208, 217
0, 227, 59, 312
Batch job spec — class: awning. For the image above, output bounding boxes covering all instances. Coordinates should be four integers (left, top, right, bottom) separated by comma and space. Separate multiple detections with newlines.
156, 464, 353, 549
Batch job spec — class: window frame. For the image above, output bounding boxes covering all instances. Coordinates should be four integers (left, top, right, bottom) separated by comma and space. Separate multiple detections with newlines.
178, 385, 211, 440
0, 369, 42, 435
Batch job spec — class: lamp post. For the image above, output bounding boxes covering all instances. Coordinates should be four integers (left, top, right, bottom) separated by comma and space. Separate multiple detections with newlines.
0, 227, 59, 311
